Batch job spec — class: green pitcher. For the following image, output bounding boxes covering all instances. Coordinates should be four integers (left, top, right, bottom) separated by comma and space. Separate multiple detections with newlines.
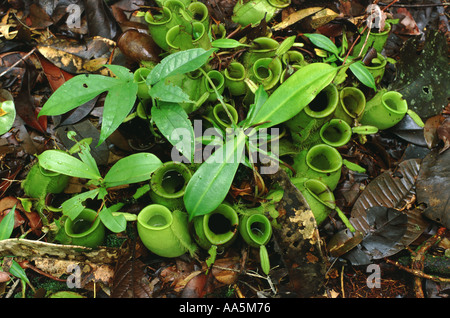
137, 204, 196, 257
64, 208, 105, 248
239, 212, 272, 275
292, 144, 343, 190
149, 161, 192, 210
360, 89, 408, 130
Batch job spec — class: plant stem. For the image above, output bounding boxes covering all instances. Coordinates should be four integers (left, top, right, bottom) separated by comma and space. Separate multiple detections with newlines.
199, 68, 238, 130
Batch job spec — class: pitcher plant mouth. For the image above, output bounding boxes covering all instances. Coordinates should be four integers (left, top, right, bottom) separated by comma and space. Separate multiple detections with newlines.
224, 62, 246, 82
319, 119, 352, 147
212, 103, 239, 128
150, 161, 192, 199
304, 83, 339, 118
138, 205, 172, 231
64, 208, 105, 248
360, 90, 408, 129
304, 179, 336, 209
187, 2, 209, 27
240, 213, 272, 247
224, 62, 247, 96
339, 87, 366, 118
382, 92, 408, 114
203, 207, 239, 246
251, 57, 282, 90
137, 205, 195, 257
193, 204, 239, 249
166, 22, 209, 51
306, 144, 343, 173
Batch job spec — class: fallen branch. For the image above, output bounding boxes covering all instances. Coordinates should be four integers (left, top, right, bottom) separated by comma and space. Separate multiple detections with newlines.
385, 227, 450, 297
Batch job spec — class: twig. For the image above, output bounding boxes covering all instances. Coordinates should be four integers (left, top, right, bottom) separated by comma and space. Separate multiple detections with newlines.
385, 259, 450, 284
344, 0, 400, 62
378, 2, 450, 7
412, 226, 447, 297
5, 278, 20, 298
0, 47, 37, 78
22, 261, 67, 283
384, 226, 450, 297
233, 283, 245, 298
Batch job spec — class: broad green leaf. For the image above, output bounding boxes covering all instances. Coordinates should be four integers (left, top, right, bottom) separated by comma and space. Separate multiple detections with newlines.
349, 61, 377, 90
147, 48, 215, 85
149, 81, 193, 103
184, 129, 246, 219
0, 100, 16, 135
38, 150, 102, 180
98, 206, 126, 233
38, 74, 118, 116
39, 65, 138, 146
249, 63, 338, 128
151, 102, 195, 162
211, 39, 250, 48
304, 33, 339, 56
104, 153, 162, 188
98, 79, 138, 145
0, 204, 16, 240
61, 189, 100, 220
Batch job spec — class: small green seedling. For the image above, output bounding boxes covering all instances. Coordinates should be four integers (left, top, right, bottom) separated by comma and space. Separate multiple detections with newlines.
38, 132, 162, 232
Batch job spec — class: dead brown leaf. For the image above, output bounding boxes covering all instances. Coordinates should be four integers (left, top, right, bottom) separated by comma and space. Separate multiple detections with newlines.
211, 256, 240, 285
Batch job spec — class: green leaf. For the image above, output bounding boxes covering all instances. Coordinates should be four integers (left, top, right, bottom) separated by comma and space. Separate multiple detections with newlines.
0, 100, 16, 135
151, 102, 195, 162
38, 65, 138, 146
349, 61, 376, 90
61, 189, 100, 220
211, 39, 250, 48
104, 64, 135, 81
304, 33, 339, 56
98, 78, 138, 145
38, 74, 118, 116
147, 48, 215, 85
98, 206, 126, 233
9, 259, 30, 285
242, 85, 268, 128
249, 63, 338, 128
38, 150, 102, 180
259, 245, 270, 275
103, 153, 162, 188
149, 81, 193, 103
77, 140, 101, 178
184, 129, 246, 219
50, 291, 85, 298
343, 159, 366, 173
0, 204, 16, 240
275, 35, 296, 57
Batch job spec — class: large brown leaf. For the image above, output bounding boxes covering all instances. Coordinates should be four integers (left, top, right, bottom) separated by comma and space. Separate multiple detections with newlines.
416, 149, 450, 228
349, 159, 429, 259
111, 243, 152, 298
